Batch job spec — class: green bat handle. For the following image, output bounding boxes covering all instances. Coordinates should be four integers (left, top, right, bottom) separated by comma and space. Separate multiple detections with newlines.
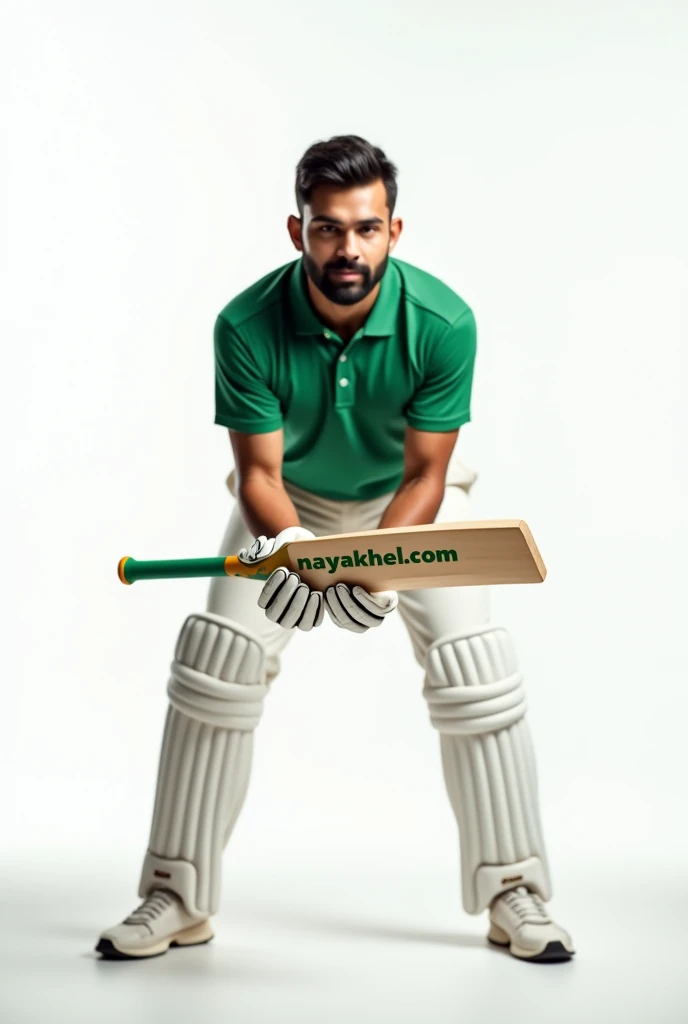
117, 552, 286, 585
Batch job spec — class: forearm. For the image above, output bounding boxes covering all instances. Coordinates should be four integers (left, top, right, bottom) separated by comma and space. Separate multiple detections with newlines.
237, 472, 301, 538
377, 474, 446, 529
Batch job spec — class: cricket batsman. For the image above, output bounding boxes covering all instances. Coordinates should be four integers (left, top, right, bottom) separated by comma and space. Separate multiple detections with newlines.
97, 135, 575, 963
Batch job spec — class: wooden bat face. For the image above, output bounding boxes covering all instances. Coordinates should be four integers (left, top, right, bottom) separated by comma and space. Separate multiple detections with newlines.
277, 520, 546, 592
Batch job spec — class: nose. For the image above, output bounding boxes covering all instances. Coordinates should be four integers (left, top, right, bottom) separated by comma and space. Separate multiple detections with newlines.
335, 229, 361, 262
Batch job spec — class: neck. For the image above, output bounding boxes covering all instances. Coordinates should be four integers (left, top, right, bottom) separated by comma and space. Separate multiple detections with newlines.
306, 277, 382, 342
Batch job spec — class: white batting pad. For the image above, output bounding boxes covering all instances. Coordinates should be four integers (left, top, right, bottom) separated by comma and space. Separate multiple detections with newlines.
139, 612, 267, 918
424, 624, 552, 913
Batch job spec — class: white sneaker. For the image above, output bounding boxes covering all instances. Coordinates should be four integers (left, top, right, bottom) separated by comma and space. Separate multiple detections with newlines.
488, 886, 575, 962
96, 889, 213, 960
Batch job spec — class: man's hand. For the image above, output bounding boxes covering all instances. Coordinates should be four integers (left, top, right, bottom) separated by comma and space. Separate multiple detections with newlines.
238, 527, 325, 631
324, 584, 398, 634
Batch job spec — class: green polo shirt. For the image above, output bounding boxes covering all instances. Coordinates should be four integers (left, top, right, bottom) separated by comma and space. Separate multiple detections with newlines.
214, 256, 476, 501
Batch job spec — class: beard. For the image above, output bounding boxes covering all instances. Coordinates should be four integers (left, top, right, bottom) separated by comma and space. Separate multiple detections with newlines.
302, 251, 389, 306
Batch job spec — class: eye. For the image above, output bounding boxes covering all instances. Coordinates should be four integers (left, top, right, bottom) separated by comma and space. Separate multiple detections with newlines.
361, 225, 379, 235
319, 225, 337, 233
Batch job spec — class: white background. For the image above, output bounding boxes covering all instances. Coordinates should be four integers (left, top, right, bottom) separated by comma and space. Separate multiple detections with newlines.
2, 2, 687, 1022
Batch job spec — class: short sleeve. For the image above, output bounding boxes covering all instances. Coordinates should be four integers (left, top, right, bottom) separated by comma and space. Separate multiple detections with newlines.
405, 308, 477, 431
213, 315, 283, 433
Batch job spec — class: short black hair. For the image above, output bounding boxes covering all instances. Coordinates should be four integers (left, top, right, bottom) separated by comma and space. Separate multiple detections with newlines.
295, 135, 398, 218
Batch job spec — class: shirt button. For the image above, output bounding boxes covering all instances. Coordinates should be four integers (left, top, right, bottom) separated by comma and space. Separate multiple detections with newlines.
339, 378, 349, 387
323, 331, 331, 339
339, 354, 347, 362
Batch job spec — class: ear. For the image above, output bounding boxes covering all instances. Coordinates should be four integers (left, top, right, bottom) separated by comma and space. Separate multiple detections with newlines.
287, 214, 303, 252
388, 217, 403, 252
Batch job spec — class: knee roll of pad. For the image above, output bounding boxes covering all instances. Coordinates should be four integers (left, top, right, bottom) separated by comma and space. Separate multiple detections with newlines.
423, 624, 526, 734
168, 612, 268, 731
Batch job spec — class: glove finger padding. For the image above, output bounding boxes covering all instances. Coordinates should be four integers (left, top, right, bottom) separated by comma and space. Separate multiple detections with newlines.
299, 590, 325, 631
258, 567, 324, 631
239, 535, 274, 564
325, 586, 368, 633
250, 535, 269, 559
352, 586, 398, 615
239, 528, 315, 567
325, 583, 398, 632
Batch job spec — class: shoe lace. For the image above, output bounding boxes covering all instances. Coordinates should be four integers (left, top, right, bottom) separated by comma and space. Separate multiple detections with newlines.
501, 886, 551, 924
123, 889, 175, 926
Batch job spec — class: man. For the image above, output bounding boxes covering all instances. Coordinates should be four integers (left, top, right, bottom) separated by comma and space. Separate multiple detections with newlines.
97, 135, 575, 963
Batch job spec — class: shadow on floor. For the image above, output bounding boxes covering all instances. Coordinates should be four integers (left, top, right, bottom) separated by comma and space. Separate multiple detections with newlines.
228, 903, 487, 949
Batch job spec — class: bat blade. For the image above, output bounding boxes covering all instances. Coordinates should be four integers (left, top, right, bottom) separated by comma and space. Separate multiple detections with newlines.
280, 520, 546, 592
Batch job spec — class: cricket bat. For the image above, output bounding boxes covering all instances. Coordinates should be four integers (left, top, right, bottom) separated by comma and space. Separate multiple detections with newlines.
118, 519, 546, 591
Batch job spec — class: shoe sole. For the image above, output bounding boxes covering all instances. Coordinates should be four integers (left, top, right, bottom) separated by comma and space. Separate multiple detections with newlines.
96, 920, 214, 960
488, 935, 574, 962
488, 923, 575, 963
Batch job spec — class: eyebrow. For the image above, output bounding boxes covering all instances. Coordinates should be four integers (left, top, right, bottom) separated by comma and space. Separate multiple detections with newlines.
310, 215, 385, 226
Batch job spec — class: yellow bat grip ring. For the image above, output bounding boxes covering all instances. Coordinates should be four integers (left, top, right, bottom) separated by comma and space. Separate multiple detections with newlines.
118, 556, 133, 585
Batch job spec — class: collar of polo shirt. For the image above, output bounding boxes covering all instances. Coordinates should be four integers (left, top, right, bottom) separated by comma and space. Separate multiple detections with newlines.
289, 257, 400, 339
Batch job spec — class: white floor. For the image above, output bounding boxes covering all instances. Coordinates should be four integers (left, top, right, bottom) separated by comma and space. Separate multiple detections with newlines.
1, 851, 686, 1024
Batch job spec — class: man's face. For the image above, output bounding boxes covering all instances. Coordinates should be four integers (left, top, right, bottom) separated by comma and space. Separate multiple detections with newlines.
293, 179, 401, 306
